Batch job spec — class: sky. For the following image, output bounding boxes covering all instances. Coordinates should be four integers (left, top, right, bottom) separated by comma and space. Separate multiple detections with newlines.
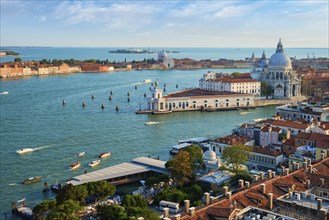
1, 0, 328, 48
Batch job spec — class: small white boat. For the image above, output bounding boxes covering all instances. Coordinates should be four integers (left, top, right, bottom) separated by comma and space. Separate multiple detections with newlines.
1, 91, 9, 95
16, 148, 33, 154
89, 159, 100, 167
98, 152, 111, 158
144, 121, 160, 125
77, 152, 85, 157
70, 162, 81, 170
143, 79, 152, 83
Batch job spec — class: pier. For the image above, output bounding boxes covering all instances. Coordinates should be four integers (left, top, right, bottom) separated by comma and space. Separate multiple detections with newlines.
66, 157, 168, 186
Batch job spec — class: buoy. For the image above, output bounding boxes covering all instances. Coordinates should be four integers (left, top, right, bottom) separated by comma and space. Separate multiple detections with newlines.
128, 97, 130, 102
101, 104, 105, 109
91, 94, 94, 99
135, 86, 137, 90
62, 100, 66, 105
115, 105, 119, 111
127, 92, 130, 96
144, 93, 147, 97
82, 102, 85, 107
110, 91, 113, 95
109, 95, 112, 100
176, 84, 178, 88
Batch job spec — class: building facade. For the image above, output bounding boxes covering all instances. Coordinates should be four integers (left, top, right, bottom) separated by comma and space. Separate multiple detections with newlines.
251, 39, 301, 98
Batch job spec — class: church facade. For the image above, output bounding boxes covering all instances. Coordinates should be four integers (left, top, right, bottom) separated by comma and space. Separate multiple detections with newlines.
250, 39, 301, 99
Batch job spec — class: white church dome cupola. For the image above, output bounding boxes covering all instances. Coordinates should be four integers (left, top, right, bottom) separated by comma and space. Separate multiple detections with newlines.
268, 39, 292, 68
203, 149, 216, 161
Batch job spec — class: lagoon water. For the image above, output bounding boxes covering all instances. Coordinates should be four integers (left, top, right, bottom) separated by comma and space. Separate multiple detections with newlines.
1, 46, 326, 213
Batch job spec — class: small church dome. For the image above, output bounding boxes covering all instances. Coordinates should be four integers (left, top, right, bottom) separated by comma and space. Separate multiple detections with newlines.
203, 149, 216, 161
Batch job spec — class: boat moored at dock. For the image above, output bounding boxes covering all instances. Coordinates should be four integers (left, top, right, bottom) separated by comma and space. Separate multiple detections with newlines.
70, 162, 81, 170
12, 198, 33, 219
22, 176, 41, 185
98, 152, 111, 158
170, 143, 192, 155
89, 159, 100, 167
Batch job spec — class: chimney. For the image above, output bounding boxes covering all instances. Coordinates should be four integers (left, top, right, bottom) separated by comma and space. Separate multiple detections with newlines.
268, 193, 273, 210
285, 168, 289, 176
317, 199, 322, 211
303, 162, 307, 169
292, 162, 296, 170
227, 191, 232, 200
260, 183, 266, 194
184, 200, 190, 213
173, 214, 181, 220
223, 186, 229, 196
320, 178, 324, 187
308, 158, 312, 166
267, 170, 272, 179
189, 207, 195, 216
308, 164, 312, 173
295, 163, 300, 170
253, 175, 259, 182
303, 157, 308, 163
291, 184, 295, 192
321, 153, 325, 160
238, 179, 244, 188
260, 172, 264, 180
306, 179, 311, 188
272, 172, 276, 178
204, 192, 210, 205
210, 196, 215, 204
245, 181, 250, 189
281, 166, 285, 175
163, 207, 169, 218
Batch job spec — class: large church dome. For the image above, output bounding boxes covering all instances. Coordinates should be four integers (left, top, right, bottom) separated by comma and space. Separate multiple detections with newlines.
268, 39, 292, 68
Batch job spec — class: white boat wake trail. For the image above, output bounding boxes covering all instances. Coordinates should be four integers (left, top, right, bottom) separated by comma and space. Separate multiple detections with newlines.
32, 144, 55, 151
145, 121, 161, 125
9, 183, 18, 186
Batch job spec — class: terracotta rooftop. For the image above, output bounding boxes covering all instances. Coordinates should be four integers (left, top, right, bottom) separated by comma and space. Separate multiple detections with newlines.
283, 137, 295, 147
180, 157, 329, 220
270, 120, 310, 130
212, 135, 252, 145
164, 89, 253, 98
296, 132, 329, 149
252, 147, 283, 157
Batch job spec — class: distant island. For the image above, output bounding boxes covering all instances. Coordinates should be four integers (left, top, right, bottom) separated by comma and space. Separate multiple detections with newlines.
109, 48, 156, 54
0, 50, 20, 56
109, 48, 180, 54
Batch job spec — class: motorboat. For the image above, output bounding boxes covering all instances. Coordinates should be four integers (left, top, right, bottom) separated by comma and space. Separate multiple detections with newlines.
89, 159, 100, 167
77, 152, 85, 157
98, 152, 111, 158
16, 148, 33, 154
1, 91, 9, 95
143, 79, 152, 83
70, 162, 81, 170
12, 198, 33, 219
22, 176, 41, 184
50, 183, 63, 193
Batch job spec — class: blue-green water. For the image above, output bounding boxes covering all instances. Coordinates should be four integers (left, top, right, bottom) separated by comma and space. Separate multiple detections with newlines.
0, 68, 275, 213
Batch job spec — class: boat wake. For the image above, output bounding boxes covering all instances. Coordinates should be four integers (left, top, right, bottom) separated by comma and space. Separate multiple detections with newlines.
1, 91, 9, 95
253, 118, 267, 122
144, 121, 161, 125
32, 144, 54, 152
9, 183, 18, 186
240, 112, 253, 115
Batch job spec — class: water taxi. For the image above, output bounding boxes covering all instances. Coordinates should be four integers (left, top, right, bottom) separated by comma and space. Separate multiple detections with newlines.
22, 176, 41, 184
98, 152, 111, 158
77, 152, 85, 157
89, 159, 100, 167
16, 148, 33, 154
70, 162, 81, 170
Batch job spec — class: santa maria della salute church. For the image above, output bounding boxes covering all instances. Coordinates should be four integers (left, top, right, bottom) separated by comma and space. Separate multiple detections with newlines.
250, 39, 301, 99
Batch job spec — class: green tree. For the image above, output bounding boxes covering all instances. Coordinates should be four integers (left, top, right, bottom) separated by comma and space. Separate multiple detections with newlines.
85, 181, 116, 200
154, 187, 187, 205
122, 194, 158, 219
231, 72, 240, 77
56, 184, 88, 205
14, 57, 22, 62
165, 151, 192, 186
261, 81, 272, 99
96, 204, 127, 220
221, 144, 251, 176
46, 200, 81, 220
33, 200, 56, 220
183, 145, 204, 170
